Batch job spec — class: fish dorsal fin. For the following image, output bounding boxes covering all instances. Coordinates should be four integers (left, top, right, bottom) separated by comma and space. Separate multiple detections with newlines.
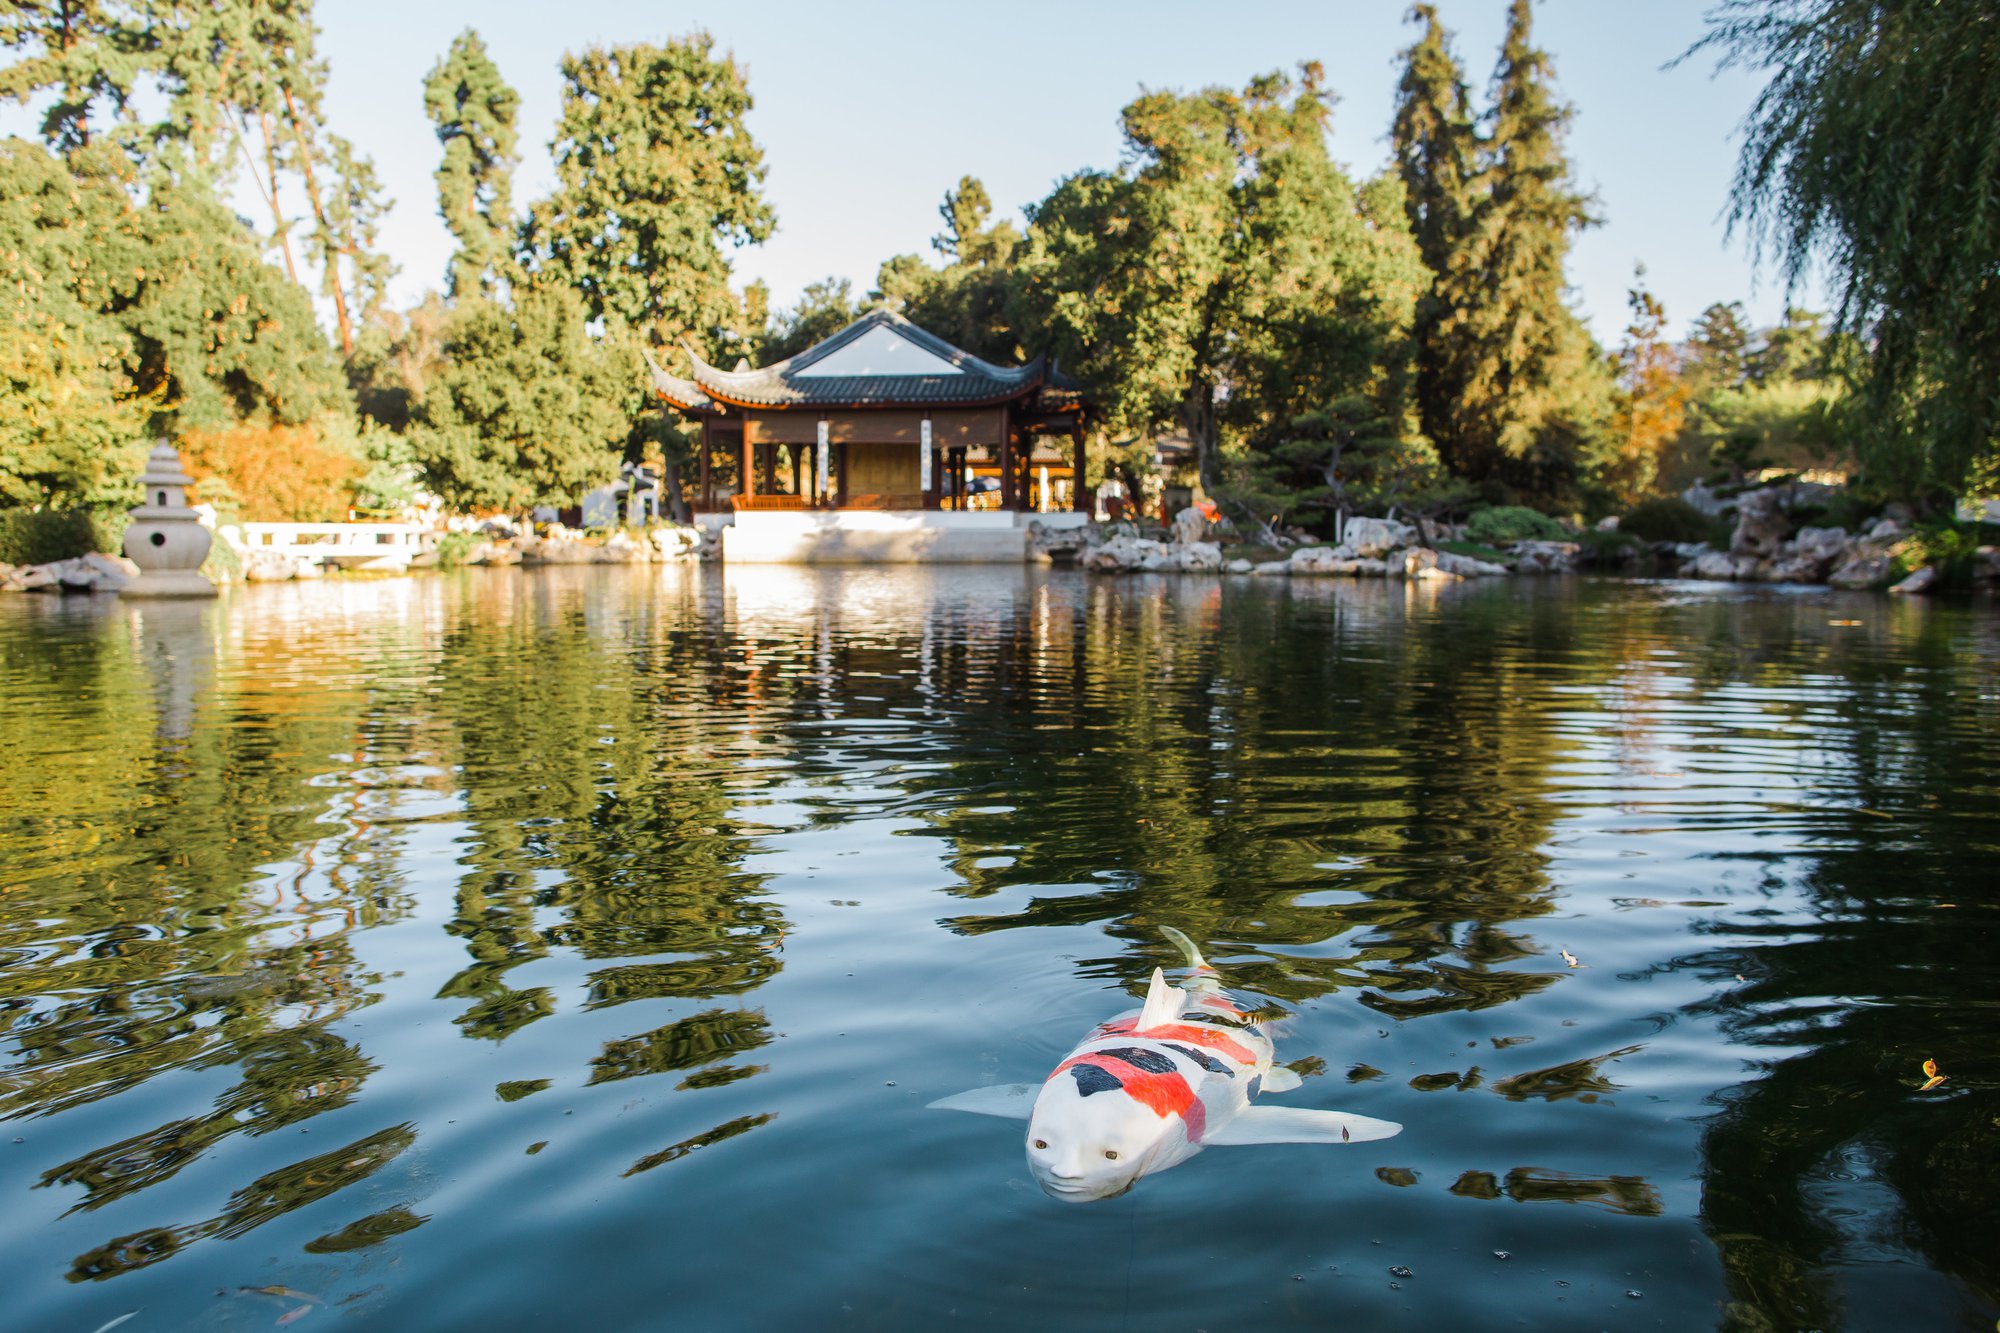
927, 1084, 1038, 1120
1158, 925, 1210, 973
1259, 1066, 1303, 1095
1136, 966, 1187, 1033
1203, 1106, 1402, 1146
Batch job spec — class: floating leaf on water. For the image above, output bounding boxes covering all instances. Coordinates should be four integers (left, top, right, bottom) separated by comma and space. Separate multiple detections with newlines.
1375, 1166, 1419, 1187
1922, 1058, 1939, 1078
1919, 1057, 1946, 1090
1560, 948, 1583, 969
276, 1307, 312, 1327
89, 1314, 139, 1333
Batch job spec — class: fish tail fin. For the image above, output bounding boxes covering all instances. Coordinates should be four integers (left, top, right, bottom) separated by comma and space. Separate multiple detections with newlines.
1159, 925, 1211, 974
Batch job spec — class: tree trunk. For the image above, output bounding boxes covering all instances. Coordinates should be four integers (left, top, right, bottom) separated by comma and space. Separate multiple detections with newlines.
257, 112, 302, 287
281, 86, 353, 356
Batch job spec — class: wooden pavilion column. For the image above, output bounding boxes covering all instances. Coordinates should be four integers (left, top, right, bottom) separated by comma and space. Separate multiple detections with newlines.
997, 403, 1015, 510
699, 418, 713, 509
739, 427, 754, 501
1071, 421, 1088, 513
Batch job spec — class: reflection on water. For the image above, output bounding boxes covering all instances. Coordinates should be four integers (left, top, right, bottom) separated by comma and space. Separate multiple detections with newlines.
0, 569, 1994, 1330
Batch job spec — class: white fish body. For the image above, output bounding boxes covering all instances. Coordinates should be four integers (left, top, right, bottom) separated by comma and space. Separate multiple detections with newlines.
931, 928, 1401, 1201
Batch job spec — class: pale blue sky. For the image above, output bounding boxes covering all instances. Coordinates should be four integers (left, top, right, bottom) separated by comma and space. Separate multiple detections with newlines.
39, 1, 1831, 346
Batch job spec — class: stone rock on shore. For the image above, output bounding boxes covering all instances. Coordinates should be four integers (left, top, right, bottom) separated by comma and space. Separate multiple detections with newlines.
1828, 551, 1894, 590
243, 549, 302, 582
3, 552, 142, 592
1512, 541, 1581, 574
1888, 565, 1938, 595
1340, 517, 1416, 558
1731, 487, 1791, 557
1436, 551, 1508, 577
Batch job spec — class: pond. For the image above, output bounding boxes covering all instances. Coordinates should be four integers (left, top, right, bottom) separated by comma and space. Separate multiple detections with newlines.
1, 567, 1995, 1331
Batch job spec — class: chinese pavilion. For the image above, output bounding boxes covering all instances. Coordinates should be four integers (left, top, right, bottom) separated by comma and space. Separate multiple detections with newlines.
648, 309, 1089, 519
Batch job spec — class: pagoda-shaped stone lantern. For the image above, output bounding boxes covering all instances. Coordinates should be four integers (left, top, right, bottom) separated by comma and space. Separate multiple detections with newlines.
122, 440, 217, 597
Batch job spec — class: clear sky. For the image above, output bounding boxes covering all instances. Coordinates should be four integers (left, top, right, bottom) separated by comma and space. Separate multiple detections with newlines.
78, 1, 1840, 346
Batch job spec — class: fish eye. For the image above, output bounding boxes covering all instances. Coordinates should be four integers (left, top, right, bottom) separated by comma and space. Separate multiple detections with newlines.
1104, 1150, 1119, 1160
1032, 1139, 1048, 1150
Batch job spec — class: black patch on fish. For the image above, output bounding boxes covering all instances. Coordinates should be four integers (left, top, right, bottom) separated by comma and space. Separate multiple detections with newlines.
1069, 1063, 1124, 1097
1163, 1043, 1233, 1075
1247, 1075, 1263, 1098
1096, 1046, 1179, 1075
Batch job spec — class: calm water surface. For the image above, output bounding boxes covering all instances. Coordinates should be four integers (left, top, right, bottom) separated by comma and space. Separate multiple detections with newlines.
1, 568, 1995, 1331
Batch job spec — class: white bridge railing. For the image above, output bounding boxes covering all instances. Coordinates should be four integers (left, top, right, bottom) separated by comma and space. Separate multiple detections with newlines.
230, 521, 427, 568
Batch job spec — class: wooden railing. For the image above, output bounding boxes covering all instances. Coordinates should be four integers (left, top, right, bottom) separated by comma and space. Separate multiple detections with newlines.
732, 494, 807, 511
840, 493, 925, 511
730, 493, 931, 512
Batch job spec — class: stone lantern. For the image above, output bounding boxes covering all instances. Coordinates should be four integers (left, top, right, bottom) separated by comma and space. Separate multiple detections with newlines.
122, 440, 217, 597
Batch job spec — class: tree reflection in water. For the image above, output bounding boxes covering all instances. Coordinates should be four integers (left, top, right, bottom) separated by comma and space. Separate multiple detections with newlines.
0, 569, 1993, 1330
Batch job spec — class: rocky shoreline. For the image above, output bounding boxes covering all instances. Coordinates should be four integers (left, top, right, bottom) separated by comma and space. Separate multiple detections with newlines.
6, 484, 1994, 596
1050, 485, 2000, 594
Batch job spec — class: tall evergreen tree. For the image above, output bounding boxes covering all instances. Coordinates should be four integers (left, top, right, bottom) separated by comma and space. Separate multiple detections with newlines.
424, 29, 519, 300
874, 175, 1024, 362
1390, 3, 1480, 462
1444, 0, 1610, 498
1682, 300, 1751, 396
523, 33, 774, 356
0, 0, 146, 153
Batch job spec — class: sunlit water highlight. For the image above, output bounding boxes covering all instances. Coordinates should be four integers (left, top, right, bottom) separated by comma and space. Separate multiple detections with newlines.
1, 567, 1995, 1331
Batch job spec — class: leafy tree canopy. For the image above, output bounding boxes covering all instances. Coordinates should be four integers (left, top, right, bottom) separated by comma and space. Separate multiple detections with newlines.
1016, 65, 1425, 499
0, 136, 345, 506
425, 28, 519, 300
524, 33, 774, 359
409, 286, 631, 512
1691, 0, 2000, 500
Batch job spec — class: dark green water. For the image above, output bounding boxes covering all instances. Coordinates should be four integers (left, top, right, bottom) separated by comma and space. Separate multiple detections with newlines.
1, 568, 1995, 1332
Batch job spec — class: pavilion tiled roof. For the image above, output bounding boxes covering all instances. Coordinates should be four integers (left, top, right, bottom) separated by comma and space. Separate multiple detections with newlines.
675, 308, 1056, 410
643, 349, 715, 412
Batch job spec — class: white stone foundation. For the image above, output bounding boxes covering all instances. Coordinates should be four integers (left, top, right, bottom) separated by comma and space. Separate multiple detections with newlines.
721, 510, 1035, 564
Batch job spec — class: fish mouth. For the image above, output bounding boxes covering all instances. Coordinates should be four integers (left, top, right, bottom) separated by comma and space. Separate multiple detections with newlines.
1036, 1179, 1131, 1203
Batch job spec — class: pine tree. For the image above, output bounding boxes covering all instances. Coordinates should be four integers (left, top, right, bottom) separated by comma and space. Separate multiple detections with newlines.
0, 0, 147, 153
424, 29, 519, 300
1445, 0, 1610, 499
1682, 301, 1751, 396
1390, 3, 1480, 462
523, 34, 774, 356
873, 175, 1024, 362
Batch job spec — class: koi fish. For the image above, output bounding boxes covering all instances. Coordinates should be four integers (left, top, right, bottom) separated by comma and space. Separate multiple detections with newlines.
931, 927, 1400, 1201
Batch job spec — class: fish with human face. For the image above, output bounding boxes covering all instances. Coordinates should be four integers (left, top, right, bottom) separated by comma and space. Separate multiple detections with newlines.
931, 928, 1401, 1201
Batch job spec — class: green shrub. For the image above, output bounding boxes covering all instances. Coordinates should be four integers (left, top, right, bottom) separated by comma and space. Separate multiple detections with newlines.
1465, 505, 1568, 544
0, 509, 127, 565
200, 532, 242, 585
1436, 539, 1509, 564
434, 530, 482, 570
1890, 520, 1983, 586
1619, 497, 1714, 544
1579, 529, 1644, 563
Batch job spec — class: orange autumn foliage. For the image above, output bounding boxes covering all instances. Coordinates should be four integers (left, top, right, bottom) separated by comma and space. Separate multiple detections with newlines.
181, 422, 361, 522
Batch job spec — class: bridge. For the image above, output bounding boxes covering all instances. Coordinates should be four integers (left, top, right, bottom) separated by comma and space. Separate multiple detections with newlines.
228, 521, 428, 570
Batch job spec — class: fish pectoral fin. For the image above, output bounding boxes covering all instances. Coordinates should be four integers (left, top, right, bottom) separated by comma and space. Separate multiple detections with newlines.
1258, 1066, 1304, 1094
1135, 966, 1188, 1033
1203, 1106, 1402, 1145
927, 1084, 1039, 1120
